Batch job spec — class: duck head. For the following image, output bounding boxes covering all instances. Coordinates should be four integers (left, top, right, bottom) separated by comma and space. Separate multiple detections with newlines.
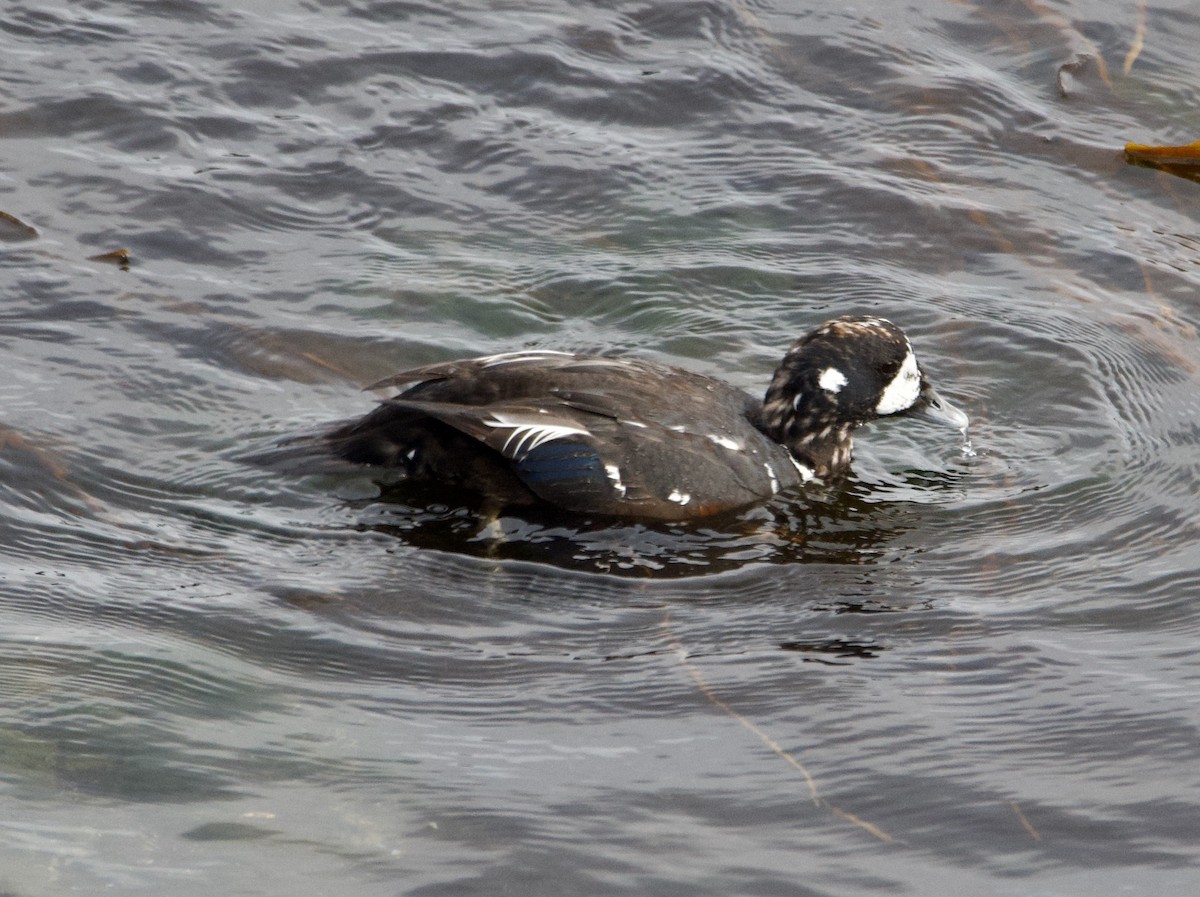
761, 316, 968, 477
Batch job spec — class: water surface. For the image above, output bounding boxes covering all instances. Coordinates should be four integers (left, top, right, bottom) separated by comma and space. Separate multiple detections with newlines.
2, 1, 1200, 894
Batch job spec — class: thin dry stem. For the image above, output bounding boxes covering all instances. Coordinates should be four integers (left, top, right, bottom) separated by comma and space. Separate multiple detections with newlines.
1123, 0, 1147, 74
660, 608, 897, 843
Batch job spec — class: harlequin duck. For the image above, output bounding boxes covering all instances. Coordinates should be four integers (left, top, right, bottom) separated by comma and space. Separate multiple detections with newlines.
324, 316, 968, 521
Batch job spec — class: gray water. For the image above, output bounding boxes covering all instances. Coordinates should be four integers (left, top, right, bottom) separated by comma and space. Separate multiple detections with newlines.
3, 0, 1200, 894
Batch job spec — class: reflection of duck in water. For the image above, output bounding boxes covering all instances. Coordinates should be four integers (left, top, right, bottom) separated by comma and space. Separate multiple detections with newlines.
324, 316, 968, 521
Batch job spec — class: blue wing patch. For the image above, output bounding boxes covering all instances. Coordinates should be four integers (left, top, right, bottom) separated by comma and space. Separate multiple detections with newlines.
515, 440, 607, 488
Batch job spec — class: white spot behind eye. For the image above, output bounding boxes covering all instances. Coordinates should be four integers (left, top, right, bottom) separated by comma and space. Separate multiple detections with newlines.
818, 367, 848, 394
875, 347, 921, 415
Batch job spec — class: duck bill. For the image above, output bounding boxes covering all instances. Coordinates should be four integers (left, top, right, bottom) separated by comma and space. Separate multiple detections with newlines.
915, 382, 969, 430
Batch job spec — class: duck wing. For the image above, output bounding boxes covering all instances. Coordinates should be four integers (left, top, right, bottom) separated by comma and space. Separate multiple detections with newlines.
331, 351, 806, 519
364, 394, 801, 519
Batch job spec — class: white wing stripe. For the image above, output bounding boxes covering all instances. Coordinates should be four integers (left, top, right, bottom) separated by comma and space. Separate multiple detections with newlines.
478, 350, 574, 368
483, 415, 590, 459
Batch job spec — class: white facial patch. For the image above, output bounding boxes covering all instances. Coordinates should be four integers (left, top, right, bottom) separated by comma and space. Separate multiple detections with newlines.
818, 367, 848, 394
874, 347, 921, 416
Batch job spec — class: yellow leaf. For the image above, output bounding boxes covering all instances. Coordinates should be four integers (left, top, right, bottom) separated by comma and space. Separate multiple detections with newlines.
1125, 139, 1200, 182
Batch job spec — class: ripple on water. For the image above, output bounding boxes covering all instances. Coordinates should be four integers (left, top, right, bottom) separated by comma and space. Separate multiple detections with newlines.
4, 0, 1200, 891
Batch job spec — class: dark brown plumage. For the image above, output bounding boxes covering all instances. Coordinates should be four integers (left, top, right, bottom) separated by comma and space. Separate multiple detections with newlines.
321, 317, 967, 520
